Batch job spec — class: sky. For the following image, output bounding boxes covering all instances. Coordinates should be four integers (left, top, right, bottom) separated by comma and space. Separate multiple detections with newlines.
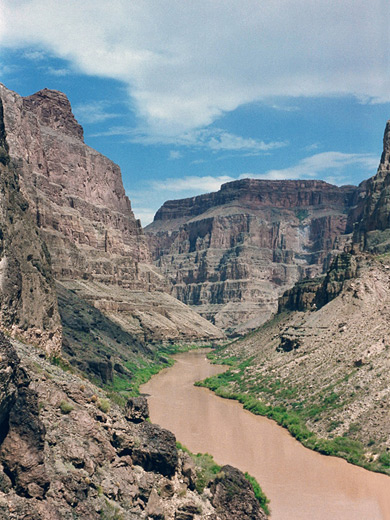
0, 1, 389, 226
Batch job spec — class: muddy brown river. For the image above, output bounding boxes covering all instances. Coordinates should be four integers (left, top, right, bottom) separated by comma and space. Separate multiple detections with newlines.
141, 350, 390, 520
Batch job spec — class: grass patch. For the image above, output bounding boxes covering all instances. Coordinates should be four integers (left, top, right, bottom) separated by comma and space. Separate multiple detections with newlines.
197, 366, 389, 475
176, 442, 222, 494
244, 472, 270, 515
105, 343, 215, 400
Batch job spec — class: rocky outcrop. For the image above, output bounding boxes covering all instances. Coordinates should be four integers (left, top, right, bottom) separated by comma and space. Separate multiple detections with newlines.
209, 465, 267, 520
0, 83, 222, 343
147, 179, 359, 333
352, 120, 390, 253
0, 332, 267, 519
0, 97, 61, 354
278, 251, 358, 313
0, 332, 48, 499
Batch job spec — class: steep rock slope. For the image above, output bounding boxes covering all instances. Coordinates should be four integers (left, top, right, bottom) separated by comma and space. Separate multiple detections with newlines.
0, 98, 61, 354
146, 179, 358, 333
0, 333, 267, 519
352, 120, 390, 253
0, 84, 222, 343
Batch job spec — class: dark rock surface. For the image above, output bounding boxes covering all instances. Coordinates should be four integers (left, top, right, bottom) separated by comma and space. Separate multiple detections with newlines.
125, 396, 150, 423
352, 120, 390, 253
279, 251, 358, 313
0, 97, 61, 354
209, 465, 267, 520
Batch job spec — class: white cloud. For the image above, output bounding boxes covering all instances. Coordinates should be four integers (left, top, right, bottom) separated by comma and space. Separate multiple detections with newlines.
243, 152, 379, 182
152, 175, 235, 193
169, 150, 182, 160
46, 66, 69, 77
1, 0, 389, 137
92, 125, 286, 153
23, 49, 46, 61
73, 101, 120, 124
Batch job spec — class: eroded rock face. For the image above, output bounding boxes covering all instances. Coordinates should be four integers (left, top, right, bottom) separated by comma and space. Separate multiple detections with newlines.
0, 333, 48, 499
0, 97, 61, 354
147, 179, 359, 333
0, 83, 222, 343
352, 121, 390, 253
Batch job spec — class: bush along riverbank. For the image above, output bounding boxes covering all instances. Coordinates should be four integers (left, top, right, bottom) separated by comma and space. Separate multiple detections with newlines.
196, 351, 390, 476
176, 442, 270, 516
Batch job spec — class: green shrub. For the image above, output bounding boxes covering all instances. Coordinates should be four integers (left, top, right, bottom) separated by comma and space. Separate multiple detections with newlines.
244, 472, 270, 515
60, 400, 74, 414
98, 398, 110, 414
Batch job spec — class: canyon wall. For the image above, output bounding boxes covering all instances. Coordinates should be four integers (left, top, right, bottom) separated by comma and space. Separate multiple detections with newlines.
0, 84, 222, 343
352, 120, 390, 253
0, 98, 61, 354
147, 179, 359, 333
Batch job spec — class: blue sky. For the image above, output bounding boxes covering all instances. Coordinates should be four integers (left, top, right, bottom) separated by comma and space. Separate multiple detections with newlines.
0, 1, 389, 225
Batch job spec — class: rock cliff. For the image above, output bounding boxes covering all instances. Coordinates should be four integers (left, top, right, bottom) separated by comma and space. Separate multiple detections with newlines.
147, 179, 358, 333
0, 83, 222, 344
0, 97, 61, 354
351, 120, 390, 253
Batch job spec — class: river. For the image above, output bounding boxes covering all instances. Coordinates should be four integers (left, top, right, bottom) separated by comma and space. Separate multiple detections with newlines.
141, 350, 390, 520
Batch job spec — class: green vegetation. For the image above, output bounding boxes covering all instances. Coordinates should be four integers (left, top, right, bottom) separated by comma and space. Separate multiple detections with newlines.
106, 343, 214, 401
176, 442, 222, 494
98, 398, 110, 414
244, 472, 270, 515
295, 208, 309, 222
176, 442, 270, 513
196, 357, 389, 475
59, 400, 74, 414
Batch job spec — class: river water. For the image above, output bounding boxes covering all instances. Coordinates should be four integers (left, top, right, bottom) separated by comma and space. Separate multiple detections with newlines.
141, 350, 390, 520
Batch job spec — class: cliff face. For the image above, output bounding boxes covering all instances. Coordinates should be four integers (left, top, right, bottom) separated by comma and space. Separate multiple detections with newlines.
0, 84, 222, 343
147, 179, 358, 333
0, 98, 61, 354
351, 121, 390, 253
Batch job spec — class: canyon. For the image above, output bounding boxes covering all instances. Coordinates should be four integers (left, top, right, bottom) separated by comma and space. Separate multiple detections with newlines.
0, 79, 389, 519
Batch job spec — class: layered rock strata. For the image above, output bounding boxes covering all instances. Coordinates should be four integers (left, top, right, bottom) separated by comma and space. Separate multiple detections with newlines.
0, 84, 222, 343
0, 98, 61, 354
147, 179, 359, 333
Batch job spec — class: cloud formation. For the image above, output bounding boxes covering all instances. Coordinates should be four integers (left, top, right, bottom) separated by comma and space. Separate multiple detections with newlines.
1, 0, 389, 137
73, 101, 120, 124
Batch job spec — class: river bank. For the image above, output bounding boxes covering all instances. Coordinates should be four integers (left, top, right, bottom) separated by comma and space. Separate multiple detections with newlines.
141, 350, 390, 520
